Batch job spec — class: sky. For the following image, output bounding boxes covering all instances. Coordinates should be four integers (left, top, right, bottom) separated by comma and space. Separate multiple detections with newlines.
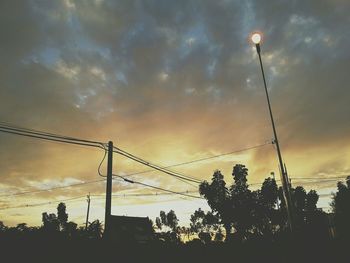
0, 0, 350, 227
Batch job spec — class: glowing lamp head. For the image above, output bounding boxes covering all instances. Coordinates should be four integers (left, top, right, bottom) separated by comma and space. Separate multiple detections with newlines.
251, 32, 262, 44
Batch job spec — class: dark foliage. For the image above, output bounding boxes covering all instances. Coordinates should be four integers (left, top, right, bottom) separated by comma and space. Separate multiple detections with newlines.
331, 176, 350, 237
0, 166, 349, 262
199, 164, 332, 243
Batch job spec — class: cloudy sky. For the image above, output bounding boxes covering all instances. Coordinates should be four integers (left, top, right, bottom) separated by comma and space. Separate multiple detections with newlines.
0, 0, 349, 226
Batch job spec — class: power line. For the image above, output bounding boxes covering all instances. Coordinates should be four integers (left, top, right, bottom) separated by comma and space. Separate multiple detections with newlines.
97, 146, 108, 177
0, 123, 272, 194
1, 174, 346, 198
113, 174, 205, 200
1, 122, 346, 183
93, 195, 201, 204
0, 124, 105, 149
0, 189, 336, 212
248, 176, 348, 187
99, 147, 199, 189
104, 142, 271, 188
158, 142, 273, 168
0, 179, 105, 198
0, 127, 103, 149
113, 142, 272, 179
0, 195, 86, 210
291, 176, 348, 181
291, 179, 345, 186
91, 190, 199, 198
111, 142, 272, 184
0, 122, 108, 197
98, 148, 200, 189
2, 123, 342, 199
0, 188, 202, 211
0, 123, 202, 189
113, 147, 202, 183
0, 122, 104, 146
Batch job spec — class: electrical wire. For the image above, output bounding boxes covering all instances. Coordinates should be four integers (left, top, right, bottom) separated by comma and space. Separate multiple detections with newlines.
0, 179, 105, 198
113, 147, 201, 183
0, 123, 272, 195
109, 142, 272, 188
113, 174, 204, 199
90, 190, 199, 198
172, 177, 199, 189
0, 123, 202, 189
97, 145, 108, 177
0, 195, 86, 210
1, 174, 346, 198
0, 189, 203, 211
0, 122, 104, 146
290, 176, 348, 181
1, 123, 343, 200
248, 175, 348, 187
113, 142, 272, 179
0, 127, 104, 149
291, 180, 343, 186
155, 142, 273, 168
0, 122, 108, 197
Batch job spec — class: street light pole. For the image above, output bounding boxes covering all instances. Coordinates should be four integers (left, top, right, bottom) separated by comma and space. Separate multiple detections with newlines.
251, 32, 294, 232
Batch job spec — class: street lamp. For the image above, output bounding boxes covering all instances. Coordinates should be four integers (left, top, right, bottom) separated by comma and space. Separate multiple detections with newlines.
250, 31, 294, 232
251, 32, 262, 45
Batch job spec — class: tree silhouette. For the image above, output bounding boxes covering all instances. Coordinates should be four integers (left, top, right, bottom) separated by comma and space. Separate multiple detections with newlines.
64, 221, 78, 237
155, 210, 180, 243
57, 202, 68, 231
200, 165, 266, 241
293, 186, 307, 229
156, 210, 179, 232
86, 220, 103, 239
0, 202, 102, 243
261, 177, 279, 209
166, 210, 179, 232
199, 170, 231, 240
0, 221, 7, 232
159, 210, 167, 227
331, 176, 350, 238
190, 208, 221, 243
253, 177, 281, 239
15, 223, 29, 233
199, 164, 329, 242
41, 202, 81, 238
42, 212, 59, 232
229, 164, 257, 241
178, 226, 191, 241
306, 190, 318, 212
155, 217, 162, 230
276, 183, 328, 238
304, 190, 328, 240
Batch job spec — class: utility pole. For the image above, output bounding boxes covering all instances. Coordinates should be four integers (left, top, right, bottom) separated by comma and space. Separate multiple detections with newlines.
85, 193, 91, 231
258, 45, 294, 231
104, 141, 113, 236
251, 32, 294, 232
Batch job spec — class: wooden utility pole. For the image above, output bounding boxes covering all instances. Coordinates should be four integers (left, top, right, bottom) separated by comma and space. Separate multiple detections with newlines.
85, 193, 91, 231
104, 141, 113, 236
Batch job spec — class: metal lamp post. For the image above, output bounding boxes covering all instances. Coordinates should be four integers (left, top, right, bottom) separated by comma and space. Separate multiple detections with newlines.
251, 32, 294, 232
